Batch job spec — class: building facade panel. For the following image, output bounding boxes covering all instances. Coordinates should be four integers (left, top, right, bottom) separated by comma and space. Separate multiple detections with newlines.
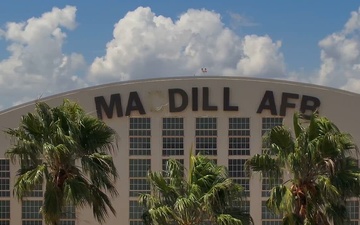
0, 77, 359, 225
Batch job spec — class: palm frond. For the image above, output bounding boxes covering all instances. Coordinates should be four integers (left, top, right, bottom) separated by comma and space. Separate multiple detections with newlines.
282, 213, 303, 225
139, 193, 161, 209
80, 153, 118, 194
267, 125, 294, 157
245, 154, 281, 179
293, 112, 305, 139
42, 181, 63, 225
140, 154, 251, 225
216, 214, 244, 225
13, 163, 47, 199
248, 111, 360, 224
5, 99, 119, 225
324, 202, 348, 225
315, 176, 340, 203
267, 185, 294, 215
85, 184, 117, 224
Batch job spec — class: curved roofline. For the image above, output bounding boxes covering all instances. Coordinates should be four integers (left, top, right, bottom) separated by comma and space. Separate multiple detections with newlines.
2, 76, 359, 114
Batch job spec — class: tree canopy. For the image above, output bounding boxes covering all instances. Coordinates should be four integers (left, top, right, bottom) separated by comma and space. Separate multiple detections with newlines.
139, 154, 253, 225
246, 112, 360, 225
6, 99, 119, 225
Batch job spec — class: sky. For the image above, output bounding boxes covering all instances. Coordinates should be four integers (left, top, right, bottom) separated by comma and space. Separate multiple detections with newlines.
1, 1, 360, 110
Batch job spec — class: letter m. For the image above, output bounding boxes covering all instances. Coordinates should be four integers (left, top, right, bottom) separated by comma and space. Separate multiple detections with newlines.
94, 94, 123, 119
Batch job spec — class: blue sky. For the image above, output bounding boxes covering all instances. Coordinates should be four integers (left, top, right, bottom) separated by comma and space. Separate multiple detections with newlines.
0, 1, 360, 109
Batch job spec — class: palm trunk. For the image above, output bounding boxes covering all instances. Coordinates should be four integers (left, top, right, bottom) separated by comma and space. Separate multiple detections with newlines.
292, 184, 306, 223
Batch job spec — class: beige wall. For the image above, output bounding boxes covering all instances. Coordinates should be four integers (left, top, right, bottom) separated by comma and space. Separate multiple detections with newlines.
1, 77, 360, 225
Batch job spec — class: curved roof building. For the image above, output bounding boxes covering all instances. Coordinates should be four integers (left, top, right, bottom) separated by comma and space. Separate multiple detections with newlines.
0, 77, 359, 225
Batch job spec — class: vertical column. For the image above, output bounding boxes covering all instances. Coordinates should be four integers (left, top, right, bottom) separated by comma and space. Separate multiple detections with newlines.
260, 117, 283, 225
162, 117, 185, 174
19, 159, 43, 225
0, 159, 10, 225
228, 117, 251, 215
129, 117, 151, 225
195, 117, 217, 162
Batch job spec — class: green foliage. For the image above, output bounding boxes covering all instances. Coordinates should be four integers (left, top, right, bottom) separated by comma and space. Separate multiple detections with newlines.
246, 112, 360, 225
139, 155, 253, 225
6, 99, 118, 225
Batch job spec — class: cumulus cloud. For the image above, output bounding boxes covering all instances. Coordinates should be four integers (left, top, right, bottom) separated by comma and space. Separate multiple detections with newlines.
0, 5, 86, 107
316, 7, 360, 92
0, 6, 286, 109
228, 12, 258, 29
89, 7, 285, 82
224, 35, 285, 77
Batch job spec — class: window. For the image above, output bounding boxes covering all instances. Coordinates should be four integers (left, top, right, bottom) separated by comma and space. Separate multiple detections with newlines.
261, 117, 283, 153
162, 159, 184, 172
261, 201, 281, 225
261, 117, 283, 225
129, 159, 151, 197
22, 221, 42, 225
261, 173, 282, 197
261, 118, 283, 197
0, 201, 10, 221
130, 138, 151, 156
162, 137, 184, 156
162, 118, 184, 135
129, 118, 151, 133
21, 199, 75, 225
129, 200, 144, 221
262, 118, 283, 135
0, 160, 10, 198
196, 118, 217, 156
162, 159, 184, 178
162, 118, 184, 156
228, 118, 250, 155
19, 159, 43, 198
347, 200, 360, 224
22, 200, 42, 225
129, 159, 151, 178
228, 159, 249, 196
60, 204, 76, 225
129, 118, 151, 225
241, 201, 250, 214
129, 118, 151, 155
129, 179, 150, 197
0, 168, 9, 225
25, 184, 43, 198
130, 221, 144, 225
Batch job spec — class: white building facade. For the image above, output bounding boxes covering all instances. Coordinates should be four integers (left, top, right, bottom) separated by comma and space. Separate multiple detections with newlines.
0, 77, 359, 225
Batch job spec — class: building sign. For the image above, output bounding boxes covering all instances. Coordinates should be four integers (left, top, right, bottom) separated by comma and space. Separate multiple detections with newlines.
94, 87, 321, 119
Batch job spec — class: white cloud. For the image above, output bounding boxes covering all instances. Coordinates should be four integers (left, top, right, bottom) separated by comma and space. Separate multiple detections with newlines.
228, 12, 258, 28
89, 7, 285, 82
224, 35, 285, 77
0, 6, 287, 109
316, 7, 360, 92
0, 5, 86, 108
4, 5, 360, 109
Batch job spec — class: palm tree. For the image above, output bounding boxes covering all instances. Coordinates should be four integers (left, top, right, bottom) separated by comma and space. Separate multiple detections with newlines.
5, 99, 118, 225
246, 112, 360, 225
139, 154, 253, 225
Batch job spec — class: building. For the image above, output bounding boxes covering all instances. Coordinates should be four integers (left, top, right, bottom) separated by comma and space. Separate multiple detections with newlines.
0, 76, 359, 225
